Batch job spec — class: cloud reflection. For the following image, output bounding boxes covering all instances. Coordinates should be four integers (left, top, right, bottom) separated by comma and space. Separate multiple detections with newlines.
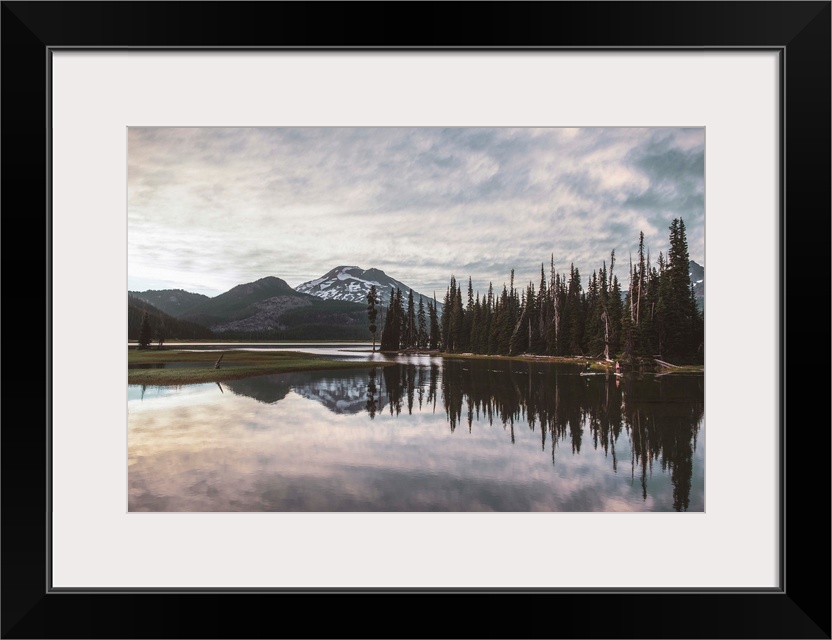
128, 363, 704, 512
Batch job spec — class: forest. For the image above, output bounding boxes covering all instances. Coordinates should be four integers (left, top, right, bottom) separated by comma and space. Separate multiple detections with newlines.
380, 217, 704, 365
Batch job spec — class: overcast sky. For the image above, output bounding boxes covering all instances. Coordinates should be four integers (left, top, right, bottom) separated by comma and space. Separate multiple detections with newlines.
128, 127, 704, 298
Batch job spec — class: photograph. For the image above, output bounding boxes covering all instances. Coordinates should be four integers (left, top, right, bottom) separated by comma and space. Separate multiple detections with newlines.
127, 126, 705, 512
4, 0, 827, 633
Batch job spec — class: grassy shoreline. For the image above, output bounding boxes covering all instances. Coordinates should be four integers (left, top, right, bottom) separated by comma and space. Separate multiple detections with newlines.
128, 339, 370, 345
382, 349, 703, 373
128, 348, 391, 385
129, 346, 702, 385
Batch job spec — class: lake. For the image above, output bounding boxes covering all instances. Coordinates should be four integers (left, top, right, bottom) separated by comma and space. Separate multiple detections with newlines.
128, 344, 704, 512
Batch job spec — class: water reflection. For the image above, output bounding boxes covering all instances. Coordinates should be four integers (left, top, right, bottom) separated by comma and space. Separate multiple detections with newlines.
129, 359, 703, 512
370, 361, 703, 512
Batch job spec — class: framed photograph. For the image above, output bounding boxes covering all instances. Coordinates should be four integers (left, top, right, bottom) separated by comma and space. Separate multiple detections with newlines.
3, 2, 829, 638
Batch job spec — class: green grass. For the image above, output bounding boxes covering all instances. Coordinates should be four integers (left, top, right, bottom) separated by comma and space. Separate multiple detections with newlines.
131, 339, 370, 344
127, 348, 391, 385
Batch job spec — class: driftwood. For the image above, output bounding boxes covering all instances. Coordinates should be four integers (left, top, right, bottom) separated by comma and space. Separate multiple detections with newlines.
214, 353, 225, 369
653, 358, 681, 369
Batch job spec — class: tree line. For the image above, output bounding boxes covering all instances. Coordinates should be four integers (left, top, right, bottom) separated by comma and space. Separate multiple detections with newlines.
375, 218, 703, 365
129, 295, 214, 346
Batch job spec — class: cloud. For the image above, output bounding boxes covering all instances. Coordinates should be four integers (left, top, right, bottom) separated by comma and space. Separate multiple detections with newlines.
128, 127, 704, 297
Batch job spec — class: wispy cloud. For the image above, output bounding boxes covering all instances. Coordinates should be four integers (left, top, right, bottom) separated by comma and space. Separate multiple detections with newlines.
128, 127, 704, 297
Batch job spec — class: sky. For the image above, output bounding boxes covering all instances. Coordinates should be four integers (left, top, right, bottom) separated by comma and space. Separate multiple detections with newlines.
128, 127, 704, 298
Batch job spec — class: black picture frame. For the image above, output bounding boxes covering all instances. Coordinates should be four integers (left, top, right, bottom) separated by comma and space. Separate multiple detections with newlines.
2, 2, 829, 638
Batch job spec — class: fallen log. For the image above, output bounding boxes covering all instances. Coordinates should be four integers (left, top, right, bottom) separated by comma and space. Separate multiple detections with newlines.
653, 358, 681, 369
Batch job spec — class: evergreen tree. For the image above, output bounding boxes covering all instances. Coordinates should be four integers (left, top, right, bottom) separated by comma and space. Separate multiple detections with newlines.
406, 289, 416, 349
367, 285, 380, 352
380, 300, 396, 351
138, 310, 152, 349
536, 264, 550, 354
469, 293, 481, 354
395, 288, 405, 349
566, 264, 585, 355
546, 272, 565, 355
441, 280, 454, 351
509, 301, 527, 355
156, 313, 166, 349
585, 270, 602, 356
417, 296, 427, 350
449, 284, 464, 352
484, 282, 494, 354
496, 284, 512, 355
380, 288, 404, 351
461, 277, 474, 352
429, 295, 441, 350
607, 249, 623, 358
665, 218, 698, 363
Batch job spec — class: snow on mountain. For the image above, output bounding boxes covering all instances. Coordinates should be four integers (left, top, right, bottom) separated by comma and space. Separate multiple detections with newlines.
689, 260, 704, 310
295, 266, 441, 311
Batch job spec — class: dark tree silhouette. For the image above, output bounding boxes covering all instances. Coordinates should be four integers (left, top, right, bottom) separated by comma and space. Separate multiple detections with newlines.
367, 285, 380, 352
138, 310, 152, 349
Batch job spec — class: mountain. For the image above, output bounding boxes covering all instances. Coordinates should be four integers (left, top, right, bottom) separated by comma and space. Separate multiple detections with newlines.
689, 260, 704, 310
128, 289, 210, 318
180, 276, 302, 327
177, 276, 370, 339
128, 295, 214, 340
295, 266, 441, 311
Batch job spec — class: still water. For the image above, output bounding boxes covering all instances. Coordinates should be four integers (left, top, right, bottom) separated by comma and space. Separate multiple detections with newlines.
128, 349, 704, 512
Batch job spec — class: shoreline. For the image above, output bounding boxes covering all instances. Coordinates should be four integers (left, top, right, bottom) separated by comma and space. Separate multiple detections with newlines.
382, 349, 704, 373
127, 349, 392, 386
128, 346, 703, 386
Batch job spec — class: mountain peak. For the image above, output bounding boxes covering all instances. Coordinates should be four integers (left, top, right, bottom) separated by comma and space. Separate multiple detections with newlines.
235, 275, 291, 290
295, 266, 441, 310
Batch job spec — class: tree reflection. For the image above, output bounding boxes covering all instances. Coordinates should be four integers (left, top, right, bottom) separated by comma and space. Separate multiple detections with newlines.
365, 368, 378, 419
222, 361, 703, 511
373, 361, 703, 512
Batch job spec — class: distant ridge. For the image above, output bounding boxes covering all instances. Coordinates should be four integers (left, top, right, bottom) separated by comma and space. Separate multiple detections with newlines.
128, 288, 210, 317
127, 295, 214, 340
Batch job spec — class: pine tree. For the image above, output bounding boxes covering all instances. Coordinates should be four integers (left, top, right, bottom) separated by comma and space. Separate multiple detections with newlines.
449, 284, 464, 352
665, 218, 697, 363
441, 280, 454, 351
417, 296, 427, 350
380, 300, 395, 351
429, 295, 441, 350
406, 289, 416, 349
496, 284, 512, 355
156, 313, 166, 349
566, 264, 584, 355
461, 277, 474, 352
380, 288, 404, 351
536, 264, 549, 354
547, 271, 564, 355
395, 288, 405, 349
367, 285, 380, 352
138, 310, 152, 349
469, 293, 481, 353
